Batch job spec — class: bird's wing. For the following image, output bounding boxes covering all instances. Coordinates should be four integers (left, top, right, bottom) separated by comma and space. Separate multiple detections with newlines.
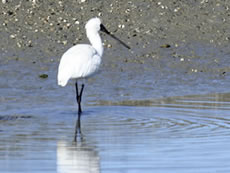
57, 44, 98, 86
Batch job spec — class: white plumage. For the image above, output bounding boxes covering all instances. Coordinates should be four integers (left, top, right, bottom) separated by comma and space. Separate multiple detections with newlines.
58, 18, 103, 87
58, 44, 101, 87
57, 17, 129, 114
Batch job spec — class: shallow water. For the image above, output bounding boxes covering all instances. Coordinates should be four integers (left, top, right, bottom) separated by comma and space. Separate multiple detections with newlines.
1, 93, 230, 173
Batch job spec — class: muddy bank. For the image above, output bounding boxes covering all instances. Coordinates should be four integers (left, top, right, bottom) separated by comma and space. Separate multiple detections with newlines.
1, 1, 230, 59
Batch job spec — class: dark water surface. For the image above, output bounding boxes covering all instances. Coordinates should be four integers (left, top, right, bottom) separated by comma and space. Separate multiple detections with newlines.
1, 92, 230, 173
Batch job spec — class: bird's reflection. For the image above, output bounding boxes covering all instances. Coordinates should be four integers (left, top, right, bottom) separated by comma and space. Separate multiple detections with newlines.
57, 115, 100, 173
74, 112, 82, 142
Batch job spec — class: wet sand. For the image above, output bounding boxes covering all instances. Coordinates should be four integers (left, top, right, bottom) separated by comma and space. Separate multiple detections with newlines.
1, 1, 230, 173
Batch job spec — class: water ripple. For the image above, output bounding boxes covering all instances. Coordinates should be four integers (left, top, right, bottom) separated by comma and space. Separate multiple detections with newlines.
86, 93, 230, 138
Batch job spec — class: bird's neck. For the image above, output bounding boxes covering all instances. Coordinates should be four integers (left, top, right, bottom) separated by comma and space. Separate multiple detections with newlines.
87, 32, 104, 57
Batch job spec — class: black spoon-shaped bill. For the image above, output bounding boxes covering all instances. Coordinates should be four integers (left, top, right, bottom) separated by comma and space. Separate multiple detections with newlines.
100, 24, 130, 49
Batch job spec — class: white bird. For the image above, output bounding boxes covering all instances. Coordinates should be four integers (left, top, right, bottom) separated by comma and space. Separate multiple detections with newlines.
57, 17, 130, 114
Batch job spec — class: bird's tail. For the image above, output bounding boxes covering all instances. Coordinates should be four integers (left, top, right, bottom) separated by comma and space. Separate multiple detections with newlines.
57, 73, 69, 87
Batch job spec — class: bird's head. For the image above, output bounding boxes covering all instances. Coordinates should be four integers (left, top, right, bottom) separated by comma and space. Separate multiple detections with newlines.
85, 17, 102, 33
85, 17, 130, 49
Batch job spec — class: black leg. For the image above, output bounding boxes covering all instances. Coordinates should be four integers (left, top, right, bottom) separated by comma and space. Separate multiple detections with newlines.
74, 82, 85, 142
75, 82, 84, 114
79, 84, 84, 102
75, 82, 80, 113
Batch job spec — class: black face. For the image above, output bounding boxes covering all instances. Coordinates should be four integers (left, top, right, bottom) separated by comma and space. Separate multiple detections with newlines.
100, 24, 130, 49
100, 24, 110, 35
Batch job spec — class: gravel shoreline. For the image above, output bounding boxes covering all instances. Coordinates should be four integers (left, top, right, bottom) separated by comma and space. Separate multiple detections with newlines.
1, 1, 230, 60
